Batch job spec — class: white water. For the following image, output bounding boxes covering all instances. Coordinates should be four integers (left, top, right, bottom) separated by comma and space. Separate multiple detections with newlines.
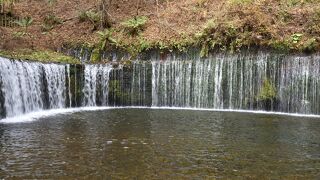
150, 53, 320, 114
0, 57, 68, 117
82, 64, 113, 106
43, 63, 67, 109
0, 107, 114, 124
1, 106, 320, 124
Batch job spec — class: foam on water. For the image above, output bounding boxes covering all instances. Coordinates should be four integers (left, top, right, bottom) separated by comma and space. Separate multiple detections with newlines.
0, 107, 113, 124
1, 106, 319, 124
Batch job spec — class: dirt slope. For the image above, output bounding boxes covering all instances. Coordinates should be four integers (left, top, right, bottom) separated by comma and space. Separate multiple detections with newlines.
1, 0, 320, 54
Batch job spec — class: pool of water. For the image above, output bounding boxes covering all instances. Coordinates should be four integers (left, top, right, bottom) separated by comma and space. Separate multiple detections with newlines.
0, 109, 320, 179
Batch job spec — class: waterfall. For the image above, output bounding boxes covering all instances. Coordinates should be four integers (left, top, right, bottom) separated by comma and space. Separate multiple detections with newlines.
1, 51, 320, 119
67, 64, 72, 107
0, 57, 68, 118
82, 64, 112, 106
150, 52, 320, 114
131, 61, 149, 106
43, 64, 67, 109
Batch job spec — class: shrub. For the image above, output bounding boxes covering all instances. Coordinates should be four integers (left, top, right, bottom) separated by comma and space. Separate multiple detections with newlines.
0, 0, 15, 13
291, 33, 303, 44
303, 37, 318, 53
78, 10, 101, 29
228, 0, 253, 5
195, 19, 216, 57
96, 29, 117, 50
196, 19, 248, 56
41, 23, 54, 32
46, 0, 56, 6
195, 0, 208, 7
41, 14, 62, 32
44, 14, 62, 26
121, 16, 148, 35
15, 17, 33, 36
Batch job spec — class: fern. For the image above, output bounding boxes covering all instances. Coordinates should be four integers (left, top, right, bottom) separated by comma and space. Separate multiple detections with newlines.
97, 29, 117, 50
78, 10, 101, 29
42, 14, 62, 31
15, 17, 33, 33
121, 16, 148, 35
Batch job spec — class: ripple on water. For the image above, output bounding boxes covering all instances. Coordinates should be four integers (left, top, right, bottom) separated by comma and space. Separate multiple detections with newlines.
0, 108, 319, 179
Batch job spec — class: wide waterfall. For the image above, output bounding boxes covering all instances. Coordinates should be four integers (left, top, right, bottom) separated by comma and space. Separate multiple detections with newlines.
1, 51, 320, 119
151, 52, 320, 114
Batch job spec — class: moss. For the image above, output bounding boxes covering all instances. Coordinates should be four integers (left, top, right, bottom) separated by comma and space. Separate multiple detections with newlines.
62, 42, 95, 51
0, 49, 80, 64
302, 37, 319, 53
270, 40, 291, 52
109, 80, 129, 100
90, 48, 101, 63
257, 79, 277, 101
120, 59, 133, 69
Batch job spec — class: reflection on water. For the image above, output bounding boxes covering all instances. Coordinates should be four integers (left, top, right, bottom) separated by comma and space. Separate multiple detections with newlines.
0, 109, 320, 179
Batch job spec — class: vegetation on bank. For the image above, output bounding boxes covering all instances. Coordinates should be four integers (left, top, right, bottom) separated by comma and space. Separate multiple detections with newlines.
1, 0, 320, 61
0, 49, 80, 64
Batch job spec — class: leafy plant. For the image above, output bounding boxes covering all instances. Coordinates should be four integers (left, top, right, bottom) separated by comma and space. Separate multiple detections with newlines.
138, 37, 151, 52
195, 0, 208, 7
96, 29, 117, 50
15, 17, 33, 36
90, 48, 101, 62
281, 0, 301, 7
41, 23, 54, 32
121, 16, 148, 35
46, 0, 56, 6
228, 0, 253, 5
278, 10, 293, 23
291, 33, 303, 44
303, 37, 318, 53
79, 10, 100, 24
86, 11, 101, 23
0, 0, 15, 13
41, 14, 62, 32
78, 10, 102, 30
196, 19, 216, 57
45, 14, 62, 25
270, 39, 290, 52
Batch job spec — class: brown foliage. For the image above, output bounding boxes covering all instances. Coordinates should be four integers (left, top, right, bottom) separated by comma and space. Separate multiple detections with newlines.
1, 0, 320, 52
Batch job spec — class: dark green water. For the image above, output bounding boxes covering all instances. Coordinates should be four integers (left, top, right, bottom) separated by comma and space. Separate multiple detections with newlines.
0, 109, 320, 179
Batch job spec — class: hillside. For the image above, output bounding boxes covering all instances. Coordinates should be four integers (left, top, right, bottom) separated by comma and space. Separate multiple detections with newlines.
1, 0, 320, 61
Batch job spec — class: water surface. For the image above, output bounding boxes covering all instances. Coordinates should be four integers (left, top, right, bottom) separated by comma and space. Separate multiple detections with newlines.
0, 109, 320, 179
